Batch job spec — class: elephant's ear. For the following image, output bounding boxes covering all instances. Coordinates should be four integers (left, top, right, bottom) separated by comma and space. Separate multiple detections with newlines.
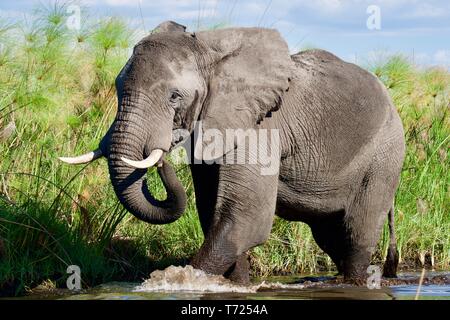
195, 28, 293, 160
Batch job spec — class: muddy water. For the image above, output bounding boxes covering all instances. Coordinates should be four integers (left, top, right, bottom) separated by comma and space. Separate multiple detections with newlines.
21, 266, 450, 300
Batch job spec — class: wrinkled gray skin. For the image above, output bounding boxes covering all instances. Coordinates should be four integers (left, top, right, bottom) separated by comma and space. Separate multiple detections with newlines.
95, 21, 405, 284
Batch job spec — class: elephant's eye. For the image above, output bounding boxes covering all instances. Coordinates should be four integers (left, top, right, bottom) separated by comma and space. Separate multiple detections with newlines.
169, 91, 182, 104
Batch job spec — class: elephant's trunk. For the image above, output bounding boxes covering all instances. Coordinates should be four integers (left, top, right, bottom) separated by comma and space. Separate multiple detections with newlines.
109, 158, 187, 224
107, 95, 187, 224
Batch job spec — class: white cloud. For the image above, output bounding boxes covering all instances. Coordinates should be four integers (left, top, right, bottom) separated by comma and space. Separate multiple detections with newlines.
384, 49, 450, 68
175, 8, 216, 19
84, 0, 217, 8
414, 52, 430, 65
434, 49, 450, 66
402, 3, 449, 18
339, 26, 450, 37
0, 9, 32, 20
407, 49, 450, 68
105, 0, 134, 6
310, 0, 342, 12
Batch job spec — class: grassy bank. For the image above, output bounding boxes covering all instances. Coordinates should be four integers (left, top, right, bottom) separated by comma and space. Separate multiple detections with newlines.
0, 3, 448, 296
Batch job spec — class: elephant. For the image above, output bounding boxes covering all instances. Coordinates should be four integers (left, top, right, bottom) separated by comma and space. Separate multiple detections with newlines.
60, 21, 405, 284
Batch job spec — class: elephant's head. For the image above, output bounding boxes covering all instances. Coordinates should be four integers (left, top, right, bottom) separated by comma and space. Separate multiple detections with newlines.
59, 21, 293, 224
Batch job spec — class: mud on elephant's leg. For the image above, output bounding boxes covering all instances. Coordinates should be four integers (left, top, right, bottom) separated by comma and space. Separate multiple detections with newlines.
190, 164, 279, 283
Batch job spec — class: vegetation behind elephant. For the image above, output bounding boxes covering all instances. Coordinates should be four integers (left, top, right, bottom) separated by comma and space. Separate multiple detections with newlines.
60, 21, 405, 284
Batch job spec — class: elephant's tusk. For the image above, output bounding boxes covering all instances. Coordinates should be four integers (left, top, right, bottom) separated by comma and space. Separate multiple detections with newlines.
121, 149, 163, 169
58, 149, 103, 164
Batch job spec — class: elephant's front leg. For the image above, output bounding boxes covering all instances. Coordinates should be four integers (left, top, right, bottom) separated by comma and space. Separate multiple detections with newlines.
190, 163, 279, 282
190, 164, 250, 282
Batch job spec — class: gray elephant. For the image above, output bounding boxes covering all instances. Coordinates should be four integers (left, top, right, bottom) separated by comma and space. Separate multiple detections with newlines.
60, 21, 405, 284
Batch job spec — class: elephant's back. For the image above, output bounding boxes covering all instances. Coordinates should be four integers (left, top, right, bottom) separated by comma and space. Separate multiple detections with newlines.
287, 49, 398, 173
291, 49, 393, 128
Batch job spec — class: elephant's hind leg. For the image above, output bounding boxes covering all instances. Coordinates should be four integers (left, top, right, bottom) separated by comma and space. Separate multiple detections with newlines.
342, 136, 403, 284
342, 173, 397, 284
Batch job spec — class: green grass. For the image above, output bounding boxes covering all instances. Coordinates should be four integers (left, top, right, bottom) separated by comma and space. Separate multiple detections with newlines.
0, 3, 449, 296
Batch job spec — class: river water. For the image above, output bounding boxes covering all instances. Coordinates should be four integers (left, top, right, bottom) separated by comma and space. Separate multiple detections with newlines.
16, 266, 450, 300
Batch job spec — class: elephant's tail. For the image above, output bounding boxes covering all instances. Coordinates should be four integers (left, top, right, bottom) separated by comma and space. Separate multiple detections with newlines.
382, 206, 399, 278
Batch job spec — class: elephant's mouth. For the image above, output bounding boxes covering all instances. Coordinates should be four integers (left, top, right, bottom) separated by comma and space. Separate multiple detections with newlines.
170, 128, 191, 150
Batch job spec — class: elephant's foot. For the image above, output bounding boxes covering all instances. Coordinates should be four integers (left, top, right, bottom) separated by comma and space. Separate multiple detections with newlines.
190, 240, 238, 280
190, 254, 231, 277
342, 251, 372, 285
224, 253, 250, 284
343, 276, 367, 286
190, 250, 250, 284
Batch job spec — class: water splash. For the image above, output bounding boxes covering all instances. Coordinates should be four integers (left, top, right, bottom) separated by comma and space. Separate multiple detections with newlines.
134, 265, 256, 293
134, 265, 297, 293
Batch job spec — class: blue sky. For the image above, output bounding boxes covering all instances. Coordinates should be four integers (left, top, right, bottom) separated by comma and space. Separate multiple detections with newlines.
1, 0, 449, 67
